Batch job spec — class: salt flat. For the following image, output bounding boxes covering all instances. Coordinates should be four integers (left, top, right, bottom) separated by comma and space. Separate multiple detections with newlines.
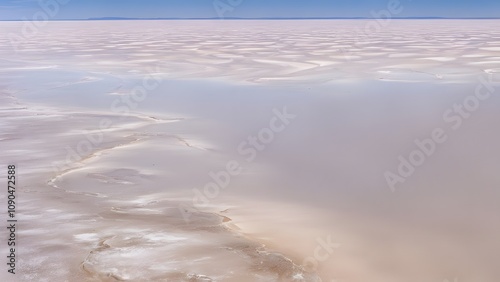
1, 20, 500, 282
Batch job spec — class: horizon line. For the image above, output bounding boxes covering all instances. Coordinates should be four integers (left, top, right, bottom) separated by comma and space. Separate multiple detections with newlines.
2, 16, 500, 21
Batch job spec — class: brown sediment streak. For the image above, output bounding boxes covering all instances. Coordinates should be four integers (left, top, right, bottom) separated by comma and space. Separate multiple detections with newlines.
47, 135, 145, 193
81, 237, 120, 281
165, 134, 210, 151
78, 206, 320, 281
46, 111, 187, 196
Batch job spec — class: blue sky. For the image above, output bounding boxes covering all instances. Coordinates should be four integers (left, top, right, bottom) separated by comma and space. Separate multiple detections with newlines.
0, 0, 499, 20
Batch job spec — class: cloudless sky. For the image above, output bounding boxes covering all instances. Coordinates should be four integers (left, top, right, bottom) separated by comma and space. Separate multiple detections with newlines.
0, 0, 499, 20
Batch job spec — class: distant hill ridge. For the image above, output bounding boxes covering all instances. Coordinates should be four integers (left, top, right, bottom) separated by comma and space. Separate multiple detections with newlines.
2, 17, 500, 21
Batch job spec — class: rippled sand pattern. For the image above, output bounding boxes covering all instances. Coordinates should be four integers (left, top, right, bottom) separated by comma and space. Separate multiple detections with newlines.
2, 20, 500, 83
